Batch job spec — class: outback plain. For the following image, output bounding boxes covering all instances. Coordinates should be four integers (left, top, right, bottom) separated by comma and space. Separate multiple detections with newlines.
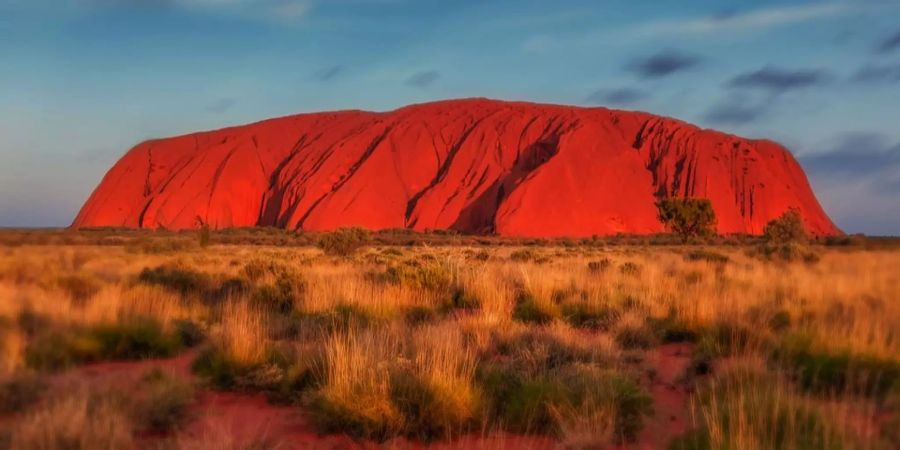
0, 227, 897, 450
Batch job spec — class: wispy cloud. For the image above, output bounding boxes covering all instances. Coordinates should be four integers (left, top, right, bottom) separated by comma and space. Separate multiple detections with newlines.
704, 95, 769, 125
626, 49, 701, 79
800, 132, 900, 179
728, 66, 830, 93
801, 132, 900, 235
82, 0, 315, 20
634, 3, 869, 37
206, 97, 236, 113
584, 88, 647, 106
875, 29, 900, 53
852, 63, 900, 83
405, 70, 440, 88
312, 65, 344, 82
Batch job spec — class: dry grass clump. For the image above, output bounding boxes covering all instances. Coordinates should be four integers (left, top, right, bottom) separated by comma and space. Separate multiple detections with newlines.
9, 388, 136, 450
672, 362, 870, 450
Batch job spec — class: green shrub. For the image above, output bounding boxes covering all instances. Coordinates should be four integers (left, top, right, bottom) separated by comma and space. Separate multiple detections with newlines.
764, 208, 808, 244
619, 262, 642, 276
479, 364, 652, 441
684, 250, 729, 264
510, 249, 537, 262
131, 368, 195, 432
773, 333, 900, 397
172, 319, 204, 347
768, 310, 792, 332
384, 261, 454, 292
656, 198, 717, 242
388, 368, 481, 440
192, 346, 240, 388
299, 304, 375, 333
242, 258, 290, 281
647, 316, 699, 343
587, 259, 612, 274
56, 274, 102, 302
252, 275, 305, 314
758, 242, 820, 264
670, 372, 845, 450
488, 330, 597, 376
614, 324, 656, 350
317, 227, 370, 257
512, 293, 559, 325
26, 319, 186, 371
404, 306, 438, 326
441, 288, 480, 312
90, 319, 184, 360
560, 302, 619, 330
137, 264, 210, 295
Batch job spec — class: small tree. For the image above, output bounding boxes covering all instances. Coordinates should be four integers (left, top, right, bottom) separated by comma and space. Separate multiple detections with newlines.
317, 227, 370, 257
656, 198, 717, 243
764, 208, 808, 244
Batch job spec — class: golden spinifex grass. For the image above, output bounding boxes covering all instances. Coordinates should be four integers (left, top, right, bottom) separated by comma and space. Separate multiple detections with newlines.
0, 238, 897, 448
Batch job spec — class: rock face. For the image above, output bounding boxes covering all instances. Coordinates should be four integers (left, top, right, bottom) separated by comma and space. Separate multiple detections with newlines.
73, 99, 840, 237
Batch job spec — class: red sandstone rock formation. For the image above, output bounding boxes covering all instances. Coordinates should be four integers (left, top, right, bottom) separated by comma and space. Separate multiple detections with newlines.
73, 99, 840, 237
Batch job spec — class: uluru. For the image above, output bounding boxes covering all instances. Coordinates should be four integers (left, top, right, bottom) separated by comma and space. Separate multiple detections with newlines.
73, 98, 839, 237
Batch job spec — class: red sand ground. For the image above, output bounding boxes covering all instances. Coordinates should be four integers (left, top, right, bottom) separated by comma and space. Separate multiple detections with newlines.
73, 98, 839, 237
30, 343, 892, 449
33, 345, 690, 449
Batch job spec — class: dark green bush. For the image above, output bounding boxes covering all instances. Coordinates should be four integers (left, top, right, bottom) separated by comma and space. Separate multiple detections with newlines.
56, 273, 102, 302
684, 250, 729, 264
764, 209, 808, 244
252, 275, 306, 314
670, 372, 845, 450
647, 316, 699, 343
137, 264, 210, 295
478, 363, 652, 441
384, 261, 454, 292
560, 302, 619, 330
619, 262, 642, 276
404, 306, 438, 326
299, 304, 375, 333
317, 227, 370, 257
614, 324, 656, 349
512, 293, 559, 325
131, 368, 195, 432
773, 333, 900, 397
242, 258, 291, 281
587, 259, 612, 274
656, 198, 717, 242
441, 288, 480, 312
510, 249, 537, 262
26, 319, 186, 371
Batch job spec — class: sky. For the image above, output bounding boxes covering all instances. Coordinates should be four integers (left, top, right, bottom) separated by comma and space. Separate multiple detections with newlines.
1, 0, 899, 235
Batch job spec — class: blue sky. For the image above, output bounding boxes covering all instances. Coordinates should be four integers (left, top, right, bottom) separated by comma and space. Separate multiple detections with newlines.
1, 0, 899, 234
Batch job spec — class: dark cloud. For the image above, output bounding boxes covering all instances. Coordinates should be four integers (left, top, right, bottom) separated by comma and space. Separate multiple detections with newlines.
626, 49, 701, 79
704, 95, 768, 125
799, 133, 900, 178
851, 63, 900, 83
876, 30, 900, 54
405, 70, 440, 88
313, 65, 343, 82
728, 66, 829, 93
584, 88, 646, 106
801, 133, 900, 234
206, 98, 236, 113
